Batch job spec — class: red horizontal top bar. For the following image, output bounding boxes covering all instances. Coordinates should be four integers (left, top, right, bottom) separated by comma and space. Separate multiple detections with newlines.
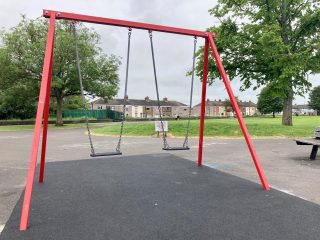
43, 10, 211, 38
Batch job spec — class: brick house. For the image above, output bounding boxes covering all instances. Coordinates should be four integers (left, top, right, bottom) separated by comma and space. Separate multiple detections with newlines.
91, 96, 189, 118
292, 104, 317, 116
192, 99, 258, 117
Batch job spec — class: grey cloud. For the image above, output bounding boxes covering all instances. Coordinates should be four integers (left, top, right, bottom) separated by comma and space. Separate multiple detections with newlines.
0, 0, 318, 105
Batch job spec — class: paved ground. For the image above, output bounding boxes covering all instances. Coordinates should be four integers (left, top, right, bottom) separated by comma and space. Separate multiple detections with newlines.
0, 127, 320, 235
1, 154, 320, 240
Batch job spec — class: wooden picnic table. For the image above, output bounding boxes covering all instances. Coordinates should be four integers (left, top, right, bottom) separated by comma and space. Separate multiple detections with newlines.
295, 138, 320, 160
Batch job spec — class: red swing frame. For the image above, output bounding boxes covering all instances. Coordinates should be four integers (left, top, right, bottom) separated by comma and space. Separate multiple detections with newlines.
19, 9, 270, 231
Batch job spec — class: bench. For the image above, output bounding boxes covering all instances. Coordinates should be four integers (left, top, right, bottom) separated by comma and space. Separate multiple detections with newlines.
295, 138, 320, 160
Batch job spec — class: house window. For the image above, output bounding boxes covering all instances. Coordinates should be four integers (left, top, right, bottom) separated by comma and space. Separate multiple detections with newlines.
98, 106, 103, 109
184, 108, 187, 111
146, 107, 150, 110
111, 106, 115, 111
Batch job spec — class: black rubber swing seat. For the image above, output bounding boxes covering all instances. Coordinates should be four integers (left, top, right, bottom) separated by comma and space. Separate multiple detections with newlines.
90, 152, 122, 157
162, 147, 190, 151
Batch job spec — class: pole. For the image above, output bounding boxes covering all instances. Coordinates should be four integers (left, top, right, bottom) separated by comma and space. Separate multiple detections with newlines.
43, 10, 208, 38
207, 33, 270, 191
197, 38, 209, 167
20, 13, 56, 231
39, 46, 54, 183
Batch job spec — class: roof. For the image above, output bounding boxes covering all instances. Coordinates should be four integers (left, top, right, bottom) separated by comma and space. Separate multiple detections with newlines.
292, 104, 309, 109
193, 100, 225, 107
193, 100, 257, 108
92, 98, 188, 107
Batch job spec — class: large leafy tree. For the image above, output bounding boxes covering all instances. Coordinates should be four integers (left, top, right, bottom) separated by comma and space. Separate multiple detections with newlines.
309, 85, 320, 114
257, 84, 284, 118
0, 16, 120, 125
0, 46, 38, 119
196, 0, 320, 126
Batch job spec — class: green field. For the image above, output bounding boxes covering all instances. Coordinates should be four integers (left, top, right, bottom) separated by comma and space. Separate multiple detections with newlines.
1, 116, 319, 138
92, 116, 320, 138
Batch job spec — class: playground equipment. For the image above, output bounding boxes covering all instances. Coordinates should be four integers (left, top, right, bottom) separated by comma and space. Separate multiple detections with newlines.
73, 24, 197, 155
148, 31, 197, 151
19, 10, 270, 231
72, 23, 129, 157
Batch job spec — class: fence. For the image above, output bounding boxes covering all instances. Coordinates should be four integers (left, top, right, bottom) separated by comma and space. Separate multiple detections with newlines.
63, 109, 122, 120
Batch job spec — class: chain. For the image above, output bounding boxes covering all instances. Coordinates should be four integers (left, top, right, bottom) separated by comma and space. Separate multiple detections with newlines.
149, 30, 169, 149
116, 28, 132, 152
183, 36, 197, 148
72, 23, 95, 156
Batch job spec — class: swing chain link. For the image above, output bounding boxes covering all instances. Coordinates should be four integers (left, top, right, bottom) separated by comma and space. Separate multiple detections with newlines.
183, 36, 197, 148
72, 22, 95, 156
149, 30, 169, 149
116, 27, 132, 152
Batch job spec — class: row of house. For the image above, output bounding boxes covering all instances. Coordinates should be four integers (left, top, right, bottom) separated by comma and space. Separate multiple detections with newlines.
91, 96, 261, 118
92, 96, 189, 118
292, 104, 317, 116
192, 99, 257, 117
92, 97, 317, 118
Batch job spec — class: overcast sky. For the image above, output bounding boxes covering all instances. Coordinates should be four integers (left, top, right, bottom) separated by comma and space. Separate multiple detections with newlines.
0, 0, 318, 105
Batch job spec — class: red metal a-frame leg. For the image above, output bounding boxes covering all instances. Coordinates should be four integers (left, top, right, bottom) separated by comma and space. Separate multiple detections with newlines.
39, 38, 54, 183
20, 14, 56, 231
207, 34, 270, 191
197, 38, 209, 167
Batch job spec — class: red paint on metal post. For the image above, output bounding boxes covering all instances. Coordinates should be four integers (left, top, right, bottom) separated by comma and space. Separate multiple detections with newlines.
207, 34, 270, 190
197, 38, 209, 167
43, 10, 209, 38
39, 46, 54, 183
20, 14, 56, 231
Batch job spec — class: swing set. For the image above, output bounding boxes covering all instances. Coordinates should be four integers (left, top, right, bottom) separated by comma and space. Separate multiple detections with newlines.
19, 10, 270, 231
73, 23, 197, 156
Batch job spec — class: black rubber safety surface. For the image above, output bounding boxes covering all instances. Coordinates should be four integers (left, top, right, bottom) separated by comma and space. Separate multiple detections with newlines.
1, 154, 320, 240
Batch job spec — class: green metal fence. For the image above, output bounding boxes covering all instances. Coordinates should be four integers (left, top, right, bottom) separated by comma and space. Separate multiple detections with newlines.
63, 109, 122, 120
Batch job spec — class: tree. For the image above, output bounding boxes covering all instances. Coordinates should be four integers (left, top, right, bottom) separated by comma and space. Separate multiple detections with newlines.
257, 85, 283, 118
309, 86, 320, 114
196, 1, 320, 126
0, 16, 121, 125
49, 95, 88, 111
0, 46, 38, 119
0, 84, 38, 120
62, 96, 89, 110
224, 96, 240, 116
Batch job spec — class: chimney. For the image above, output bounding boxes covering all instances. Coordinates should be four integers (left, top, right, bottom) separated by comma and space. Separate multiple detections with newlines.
206, 98, 210, 102
163, 97, 168, 102
218, 99, 221, 102
125, 95, 129, 101
145, 96, 150, 102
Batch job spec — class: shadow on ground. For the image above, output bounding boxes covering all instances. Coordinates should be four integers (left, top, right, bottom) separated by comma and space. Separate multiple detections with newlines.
1, 153, 320, 240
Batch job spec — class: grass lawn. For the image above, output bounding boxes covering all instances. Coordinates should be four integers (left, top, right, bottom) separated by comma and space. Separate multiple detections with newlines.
92, 116, 320, 138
